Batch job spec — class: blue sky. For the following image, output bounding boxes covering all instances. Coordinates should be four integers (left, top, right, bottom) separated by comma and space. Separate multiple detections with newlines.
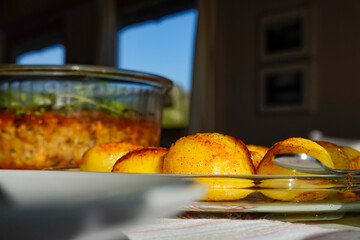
118, 9, 197, 91
17, 44, 65, 65
16, 9, 197, 92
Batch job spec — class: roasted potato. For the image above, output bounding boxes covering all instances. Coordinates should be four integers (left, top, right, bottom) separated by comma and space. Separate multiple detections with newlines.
112, 147, 168, 173
163, 133, 255, 201
80, 142, 143, 172
247, 144, 269, 157
341, 146, 360, 169
350, 156, 360, 170
247, 144, 269, 169
256, 137, 340, 201
164, 133, 254, 174
257, 137, 335, 175
315, 141, 350, 169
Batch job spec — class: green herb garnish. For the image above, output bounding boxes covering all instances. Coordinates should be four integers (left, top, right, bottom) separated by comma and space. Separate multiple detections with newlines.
0, 91, 132, 117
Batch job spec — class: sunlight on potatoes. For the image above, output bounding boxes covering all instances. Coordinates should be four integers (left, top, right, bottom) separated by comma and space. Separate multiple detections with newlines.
80, 142, 143, 172
112, 147, 168, 173
163, 133, 255, 201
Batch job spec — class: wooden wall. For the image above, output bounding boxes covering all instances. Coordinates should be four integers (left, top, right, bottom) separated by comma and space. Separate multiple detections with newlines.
209, 0, 360, 146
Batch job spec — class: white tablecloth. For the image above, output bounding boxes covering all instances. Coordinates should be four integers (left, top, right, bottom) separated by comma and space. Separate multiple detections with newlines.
124, 219, 360, 240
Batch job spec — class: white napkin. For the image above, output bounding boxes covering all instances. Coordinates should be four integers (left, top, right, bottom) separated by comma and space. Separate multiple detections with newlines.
124, 218, 360, 240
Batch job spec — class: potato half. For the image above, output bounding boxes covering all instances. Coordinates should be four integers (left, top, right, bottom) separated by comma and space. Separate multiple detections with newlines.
163, 133, 255, 201
256, 137, 339, 201
164, 133, 254, 174
112, 147, 168, 173
80, 142, 143, 172
257, 137, 335, 175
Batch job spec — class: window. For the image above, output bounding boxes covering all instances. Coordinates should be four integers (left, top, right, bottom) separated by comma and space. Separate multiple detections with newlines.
118, 9, 197, 127
16, 44, 65, 65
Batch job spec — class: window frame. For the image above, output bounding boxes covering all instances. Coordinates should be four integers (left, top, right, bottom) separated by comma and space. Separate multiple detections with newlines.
2, 0, 196, 65
2, 3, 66, 64
116, 0, 196, 29
116, 0, 197, 146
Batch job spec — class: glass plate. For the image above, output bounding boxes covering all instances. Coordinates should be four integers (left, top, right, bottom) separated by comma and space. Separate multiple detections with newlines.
164, 174, 360, 222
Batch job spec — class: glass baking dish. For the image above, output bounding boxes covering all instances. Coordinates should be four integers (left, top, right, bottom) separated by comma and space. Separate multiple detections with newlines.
0, 65, 172, 169
163, 174, 360, 222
